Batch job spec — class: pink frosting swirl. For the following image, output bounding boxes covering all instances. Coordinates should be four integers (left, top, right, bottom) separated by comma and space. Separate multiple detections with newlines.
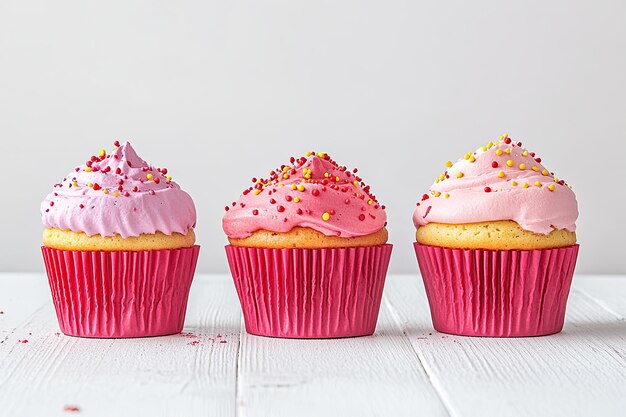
41, 142, 196, 238
413, 136, 578, 235
222, 152, 387, 238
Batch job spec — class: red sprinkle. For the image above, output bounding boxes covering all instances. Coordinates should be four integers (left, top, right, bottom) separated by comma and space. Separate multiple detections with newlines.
422, 194, 429, 201
491, 161, 498, 168
504, 137, 512, 144
79, 204, 84, 209
277, 205, 285, 212
296, 208, 303, 215
484, 186, 492, 192
92, 183, 101, 191
114, 140, 120, 147
285, 195, 292, 202
358, 213, 366, 221
49, 201, 54, 206
115, 167, 122, 175
224, 206, 229, 211
154, 177, 160, 184
252, 209, 259, 215
312, 189, 320, 196
269, 198, 276, 204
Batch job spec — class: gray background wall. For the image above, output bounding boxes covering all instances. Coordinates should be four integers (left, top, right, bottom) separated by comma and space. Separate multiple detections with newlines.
1, 0, 624, 274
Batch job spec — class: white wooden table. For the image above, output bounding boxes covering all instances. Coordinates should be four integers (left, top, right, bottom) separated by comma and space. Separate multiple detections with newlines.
0, 273, 624, 417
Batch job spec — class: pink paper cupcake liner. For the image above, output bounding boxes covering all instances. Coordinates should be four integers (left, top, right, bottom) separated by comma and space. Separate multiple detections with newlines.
225, 244, 393, 338
41, 245, 200, 338
414, 243, 579, 337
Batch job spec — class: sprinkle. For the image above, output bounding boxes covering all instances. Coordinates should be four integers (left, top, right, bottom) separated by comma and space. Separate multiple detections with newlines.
146, 173, 153, 180
154, 177, 160, 184
548, 184, 556, 191
167, 176, 172, 181
291, 184, 297, 190
519, 163, 526, 170
491, 161, 499, 168
358, 213, 366, 221
114, 140, 120, 147
115, 167, 122, 175
444, 193, 450, 199
72, 181, 78, 187
464, 153, 471, 160
511, 181, 518, 186
541, 169, 549, 176
312, 189, 320, 196
522, 182, 529, 188
498, 170, 505, 178
283, 173, 289, 179
92, 183, 101, 190
506, 160, 514, 167
469, 155, 476, 163
79, 204, 85, 209
149, 190, 155, 195
504, 148, 511, 154
88, 183, 93, 188
85, 167, 92, 172
353, 180, 359, 186
456, 172, 464, 178
522, 150, 529, 157
445, 161, 453, 168
534, 181, 542, 187
277, 205, 285, 213
113, 191, 120, 197
99, 149, 106, 156
484, 186, 492, 192
254, 189, 261, 195
504, 137, 512, 144
531, 166, 539, 172
495, 149, 503, 156
294, 197, 300, 203
252, 209, 259, 215
368, 199, 374, 204
103, 189, 109, 194
322, 212, 331, 221
297, 184, 305, 192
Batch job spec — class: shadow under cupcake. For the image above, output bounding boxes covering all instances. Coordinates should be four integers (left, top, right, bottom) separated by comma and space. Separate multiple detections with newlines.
223, 151, 392, 338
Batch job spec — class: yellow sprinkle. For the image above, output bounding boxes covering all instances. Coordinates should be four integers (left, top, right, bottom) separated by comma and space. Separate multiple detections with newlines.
522, 150, 529, 157
498, 170, 505, 178
434, 191, 441, 197
487, 141, 494, 149
554, 177, 559, 182
254, 189, 262, 195
306, 151, 312, 156
456, 171, 464, 178
304, 174, 310, 179
368, 199, 374, 205
534, 181, 542, 187
322, 212, 330, 221
439, 174, 445, 181
506, 160, 514, 167
99, 149, 106, 156
531, 166, 539, 172
283, 173, 290, 179
444, 193, 450, 199
282, 166, 290, 173
445, 161, 453, 168
147, 173, 153, 180
512, 181, 518, 187
72, 181, 78, 187
85, 167, 92, 172
548, 184, 556, 191
113, 191, 120, 197
481, 146, 487, 152
88, 183, 93, 188
335, 176, 340, 182
464, 153, 471, 160
317, 152, 326, 159
522, 182, 529, 188
504, 148, 511, 155
469, 155, 476, 163
519, 163, 526, 170
541, 169, 549, 176
353, 181, 359, 186
294, 197, 300, 203
103, 188, 109, 194
167, 176, 172, 181
495, 149, 503, 156
297, 184, 305, 192
324, 172, 329, 178
435, 178, 440, 183
291, 184, 297, 190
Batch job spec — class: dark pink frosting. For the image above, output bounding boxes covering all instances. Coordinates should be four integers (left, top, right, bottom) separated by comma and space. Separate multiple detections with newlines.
41, 142, 196, 238
222, 152, 387, 238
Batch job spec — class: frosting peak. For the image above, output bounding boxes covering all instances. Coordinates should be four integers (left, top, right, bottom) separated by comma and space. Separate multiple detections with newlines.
41, 141, 196, 238
413, 135, 578, 234
222, 152, 387, 238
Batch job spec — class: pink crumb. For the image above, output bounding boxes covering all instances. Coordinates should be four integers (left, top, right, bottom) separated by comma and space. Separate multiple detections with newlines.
187, 340, 200, 346
63, 405, 81, 412
17, 339, 28, 343
219, 340, 227, 344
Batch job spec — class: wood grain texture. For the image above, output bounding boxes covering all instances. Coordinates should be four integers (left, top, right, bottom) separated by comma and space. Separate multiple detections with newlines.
0, 274, 242, 417
0, 274, 625, 417
384, 275, 626, 417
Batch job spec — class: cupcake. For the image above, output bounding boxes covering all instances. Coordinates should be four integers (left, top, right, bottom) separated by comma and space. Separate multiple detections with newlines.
223, 151, 392, 338
413, 134, 579, 337
40, 141, 200, 338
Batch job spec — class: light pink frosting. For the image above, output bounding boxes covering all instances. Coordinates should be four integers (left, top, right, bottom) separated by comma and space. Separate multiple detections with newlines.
41, 142, 196, 238
223, 152, 387, 238
413, 137, 578, 235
